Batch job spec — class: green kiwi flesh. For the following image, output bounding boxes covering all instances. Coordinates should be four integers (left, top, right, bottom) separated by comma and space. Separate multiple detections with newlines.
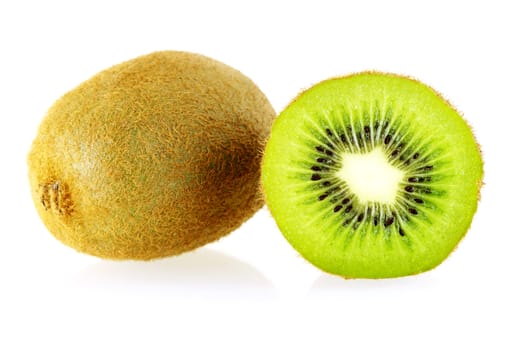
262, 72, 483, 278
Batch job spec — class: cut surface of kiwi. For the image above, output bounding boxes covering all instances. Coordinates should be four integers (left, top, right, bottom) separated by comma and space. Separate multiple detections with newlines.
262, 72, 483, 278
28, 51, 275, 260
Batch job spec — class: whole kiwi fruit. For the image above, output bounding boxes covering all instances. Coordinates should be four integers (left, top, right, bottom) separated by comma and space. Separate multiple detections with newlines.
28, 51, 275, 260
262, 72, 483, 278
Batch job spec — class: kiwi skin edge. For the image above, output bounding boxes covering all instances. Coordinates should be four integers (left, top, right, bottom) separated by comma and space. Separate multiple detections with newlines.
28, 51, 276, 260
261, 71, 483, 279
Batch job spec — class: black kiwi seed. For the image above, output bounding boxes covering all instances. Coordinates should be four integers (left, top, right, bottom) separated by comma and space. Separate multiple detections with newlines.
318, 193, 328, 201
398, 227, 406, 236
357, 213, 364, 222
315, 146, 325, 153
342, 198, 350, 205
340, 134, 347, 143
316, 157, 335, 165
413, 152, 420, 159
322, 181, 331, 186
311, 174, 322, 181
384, 217, 394, 227
311, 165, 322, 171
373, 217, 378, 226
384, 134, 392, 144
326, 128, 333, 136
325, 149, 334, 157
408, 208, 418, 215
345, 205, 353, 213
414, 198, 423, 204
405, 185, 414, 193
408, 177, 418, 183
334, 205, 342, 213
364, 125, 370, 134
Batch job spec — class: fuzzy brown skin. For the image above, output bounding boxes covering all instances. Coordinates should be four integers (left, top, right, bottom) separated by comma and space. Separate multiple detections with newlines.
28, 51, 275, 260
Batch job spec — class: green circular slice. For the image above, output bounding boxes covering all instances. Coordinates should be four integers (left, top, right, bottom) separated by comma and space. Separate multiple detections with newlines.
262, 72, 483, 278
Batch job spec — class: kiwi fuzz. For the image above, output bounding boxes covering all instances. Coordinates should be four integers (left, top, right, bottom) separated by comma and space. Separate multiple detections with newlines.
28, 51, 276, 260
262, 72, 483, 279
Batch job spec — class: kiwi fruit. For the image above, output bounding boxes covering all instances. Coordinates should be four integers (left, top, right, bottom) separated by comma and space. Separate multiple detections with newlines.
262, 72, 483, 278
28, 51, 275, 260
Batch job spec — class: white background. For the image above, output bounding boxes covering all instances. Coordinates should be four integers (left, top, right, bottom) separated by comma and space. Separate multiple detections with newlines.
1, 1, 521, 349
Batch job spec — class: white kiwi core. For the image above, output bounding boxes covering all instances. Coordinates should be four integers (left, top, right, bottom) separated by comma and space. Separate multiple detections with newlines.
336, 147, 404, 204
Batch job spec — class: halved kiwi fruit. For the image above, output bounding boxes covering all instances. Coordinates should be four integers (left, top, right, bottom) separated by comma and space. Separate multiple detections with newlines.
262, 72, 483, 278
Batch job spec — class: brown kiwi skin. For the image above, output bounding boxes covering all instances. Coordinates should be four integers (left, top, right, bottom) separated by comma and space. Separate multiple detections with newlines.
27, 51, 276, 260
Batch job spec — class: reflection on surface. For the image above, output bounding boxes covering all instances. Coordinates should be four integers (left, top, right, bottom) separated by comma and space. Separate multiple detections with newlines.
309, 270, 438, 296
72, 248, 277, 300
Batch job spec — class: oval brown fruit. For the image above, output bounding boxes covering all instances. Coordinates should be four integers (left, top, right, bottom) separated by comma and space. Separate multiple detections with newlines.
28, 51, 275, 260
